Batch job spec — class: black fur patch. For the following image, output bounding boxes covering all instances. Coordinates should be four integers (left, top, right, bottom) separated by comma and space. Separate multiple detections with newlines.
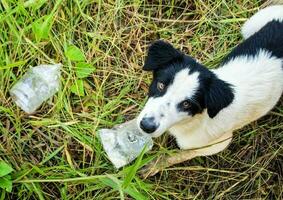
222, 20, 283, 64
176, 69, 235, 118
177, 94, 204, 116
143, 40, 184, 71
204, 75, 235, 118
147, 55, 198, 98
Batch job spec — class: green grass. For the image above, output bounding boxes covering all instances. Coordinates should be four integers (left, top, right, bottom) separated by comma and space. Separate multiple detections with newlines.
0, 0, 282, 199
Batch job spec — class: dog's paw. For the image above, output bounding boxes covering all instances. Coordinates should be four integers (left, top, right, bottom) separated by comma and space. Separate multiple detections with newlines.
139, 156, 168, 178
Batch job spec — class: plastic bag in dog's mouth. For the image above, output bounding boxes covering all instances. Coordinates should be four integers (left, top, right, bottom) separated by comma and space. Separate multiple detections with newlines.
98, 119, 153, 168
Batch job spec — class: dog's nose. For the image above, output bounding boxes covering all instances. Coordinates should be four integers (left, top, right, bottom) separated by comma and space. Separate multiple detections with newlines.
140, 117, 158, 134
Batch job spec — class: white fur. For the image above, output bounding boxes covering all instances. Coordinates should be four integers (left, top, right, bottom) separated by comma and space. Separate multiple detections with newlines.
170, 50, 283, 151
241, 5, 283, 39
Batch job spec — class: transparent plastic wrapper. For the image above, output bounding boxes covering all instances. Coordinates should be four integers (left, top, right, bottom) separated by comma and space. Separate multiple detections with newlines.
98, 119, 153, 168
10, 64, 61, 114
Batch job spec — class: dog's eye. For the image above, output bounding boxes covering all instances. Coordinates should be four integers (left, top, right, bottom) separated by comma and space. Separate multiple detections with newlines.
182, 100, 191, 109
157, 82, 165, 91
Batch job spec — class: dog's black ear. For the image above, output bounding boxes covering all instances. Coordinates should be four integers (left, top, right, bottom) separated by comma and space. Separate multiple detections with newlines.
205, 77, 234, 118
143, 40, 183, 71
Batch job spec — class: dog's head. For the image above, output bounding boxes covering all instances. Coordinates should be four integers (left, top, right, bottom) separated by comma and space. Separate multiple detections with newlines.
137, 40, 234, 137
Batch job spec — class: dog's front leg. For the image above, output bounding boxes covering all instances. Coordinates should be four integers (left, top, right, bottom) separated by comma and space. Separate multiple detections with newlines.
140, 150, 198, 178
140, 132, 233, 178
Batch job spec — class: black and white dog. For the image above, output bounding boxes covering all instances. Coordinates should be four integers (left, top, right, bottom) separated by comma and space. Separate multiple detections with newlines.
137, 5, 283, 177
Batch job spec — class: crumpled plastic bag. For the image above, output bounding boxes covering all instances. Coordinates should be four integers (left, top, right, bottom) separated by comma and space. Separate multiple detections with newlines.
10, 64, 61, 114
98, 119, 153, 168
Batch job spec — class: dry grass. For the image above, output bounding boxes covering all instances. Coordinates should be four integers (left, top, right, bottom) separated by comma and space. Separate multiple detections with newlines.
0, 0, 282, 199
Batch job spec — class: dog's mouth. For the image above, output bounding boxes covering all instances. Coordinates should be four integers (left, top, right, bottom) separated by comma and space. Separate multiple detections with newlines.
137, 115, 176, 138
147, 129, 164, 138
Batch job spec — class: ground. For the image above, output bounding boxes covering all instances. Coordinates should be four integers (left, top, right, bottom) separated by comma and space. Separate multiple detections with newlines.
0, 0, 282, 199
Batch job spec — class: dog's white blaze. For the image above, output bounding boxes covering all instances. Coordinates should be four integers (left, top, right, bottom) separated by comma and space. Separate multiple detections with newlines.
171, 50, 283, 149
137, 69, 200, 137
241, 5, 283, 39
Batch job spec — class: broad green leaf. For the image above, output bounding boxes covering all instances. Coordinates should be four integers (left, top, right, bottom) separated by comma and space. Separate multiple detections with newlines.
75, 62, 96, 78
65, 45, 85, 61
0, 161, 13, 177
32, 14, 54, 42
0, 176, 12, 192
70, 80, 85, 96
